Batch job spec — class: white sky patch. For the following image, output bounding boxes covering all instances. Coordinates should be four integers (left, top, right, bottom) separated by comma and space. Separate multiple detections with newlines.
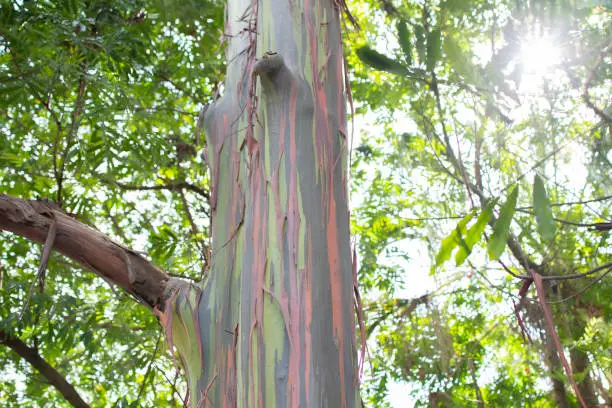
521, 37, 560, 75
519, 35, 563, 91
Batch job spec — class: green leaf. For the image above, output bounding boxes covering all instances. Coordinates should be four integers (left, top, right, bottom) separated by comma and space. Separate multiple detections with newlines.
81, 330, 93, 347
397, 20, 412, 66
434, 210, 476, 270
356, 47, 407, 75
487, 186, 519, 260
533, 174, 556, 241
443, 36, 476, 84
414, 24, 426, 65
455, 200, 497, 266
426, 28, 442, 71
0, 152, 23, 166
442, 0, 471, 14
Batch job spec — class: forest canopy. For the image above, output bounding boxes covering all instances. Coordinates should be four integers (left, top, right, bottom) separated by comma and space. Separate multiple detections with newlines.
0, 0, 610, 407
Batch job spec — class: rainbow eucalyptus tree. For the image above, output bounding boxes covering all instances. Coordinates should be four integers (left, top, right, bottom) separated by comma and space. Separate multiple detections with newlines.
0, 0, 361, 406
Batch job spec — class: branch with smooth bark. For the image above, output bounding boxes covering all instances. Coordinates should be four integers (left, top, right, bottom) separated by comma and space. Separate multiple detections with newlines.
0, 194, 172, 309
106, 179, 210, 200
0, 328, 90, 408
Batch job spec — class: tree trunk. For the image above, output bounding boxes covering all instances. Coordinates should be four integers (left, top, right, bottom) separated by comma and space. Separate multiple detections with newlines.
532, 305, 570, 408
157, 0, 360, 406
569, 348, 599, 407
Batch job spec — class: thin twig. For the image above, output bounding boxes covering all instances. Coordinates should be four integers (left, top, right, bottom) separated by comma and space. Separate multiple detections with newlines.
19, 219, 57, 320
516, 194, 612, 210
468, 358, 485, 408
583, 47, 611, 124
179, 189, 199, 235
7, 46, 63, 131
156, 364, 185, 405
514, 261, 612, 282
430, 71, 475, 207
104, 178, 210, 200
498, 143, 569, 195
56, 61, 88, 207
547, 266, 612, 304
515, 208, 606, 229
136, 331, 162, 401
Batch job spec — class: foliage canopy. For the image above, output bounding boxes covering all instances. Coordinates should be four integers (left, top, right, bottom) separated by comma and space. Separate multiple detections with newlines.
1, 0, 611, 407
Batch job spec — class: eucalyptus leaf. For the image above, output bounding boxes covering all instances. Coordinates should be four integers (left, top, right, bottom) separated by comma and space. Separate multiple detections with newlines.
455, 200, 497, 266
426, 28, 442, 71
487, 186, 519, 260
397, 20, 413, 66
533, 174, 556, 241
434, 210, 476, 270
356, 46, 407, 75
414, 24, 426, 65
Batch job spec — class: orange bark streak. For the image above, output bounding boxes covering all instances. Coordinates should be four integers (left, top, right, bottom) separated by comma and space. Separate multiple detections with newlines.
327, 189, 346, 408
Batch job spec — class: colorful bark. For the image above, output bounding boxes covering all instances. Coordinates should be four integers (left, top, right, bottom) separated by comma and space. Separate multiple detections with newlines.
157, 0, 359, 406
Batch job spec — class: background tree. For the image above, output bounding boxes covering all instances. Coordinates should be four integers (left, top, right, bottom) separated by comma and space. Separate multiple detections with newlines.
349, 0, 610, 406
1, 0, 361, 406
1, 1, 224, 405
1, 0, 611, 407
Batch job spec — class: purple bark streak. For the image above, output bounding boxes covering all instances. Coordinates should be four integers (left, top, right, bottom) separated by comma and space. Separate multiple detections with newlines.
160, 0, 361, 406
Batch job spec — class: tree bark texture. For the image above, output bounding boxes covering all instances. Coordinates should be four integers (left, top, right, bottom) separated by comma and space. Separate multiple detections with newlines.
570, 348, 599, 408
543, 327, 570, 408
157, 0, 359, 407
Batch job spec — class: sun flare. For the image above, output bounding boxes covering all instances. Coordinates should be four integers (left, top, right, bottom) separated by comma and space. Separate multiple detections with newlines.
520, 36, 562, 76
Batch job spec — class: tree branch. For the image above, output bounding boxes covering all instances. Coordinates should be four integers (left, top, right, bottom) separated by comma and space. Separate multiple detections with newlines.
583, 48, 611, 124
512, 261, 612, 282
55, 60, 88, 207
516, 194, 612, 210
515, 208, 607, 229
0, 194, 171, 309
0, 328, 90, 408
136, 331, 162, 401
106, 179, 210, 200
468, 358, 485, 408
547, 266, 612, 304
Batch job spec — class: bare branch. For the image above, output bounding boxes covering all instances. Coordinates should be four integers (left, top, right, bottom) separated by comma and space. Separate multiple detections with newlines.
178, 189, 199, 235
468, 358, 485, 408
0, 194, 172, 309
513, 261, 612, 282
583, 48, 611, 124
55, 61, 88, 207
156, 364, 186, 405
0, 329, 91, 408
517, 194, 612, 210
136, 331, 162, 401
106, 179, 210, 200
548, 266, 612, 304
515, 208, 607, 229
474, 128, 483, 192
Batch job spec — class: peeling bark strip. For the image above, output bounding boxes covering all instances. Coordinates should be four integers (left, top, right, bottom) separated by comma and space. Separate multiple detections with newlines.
531, 271, 587, 408
0, 328, 90, 408
157, 0, 360, 406
0, 195, 170, 309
